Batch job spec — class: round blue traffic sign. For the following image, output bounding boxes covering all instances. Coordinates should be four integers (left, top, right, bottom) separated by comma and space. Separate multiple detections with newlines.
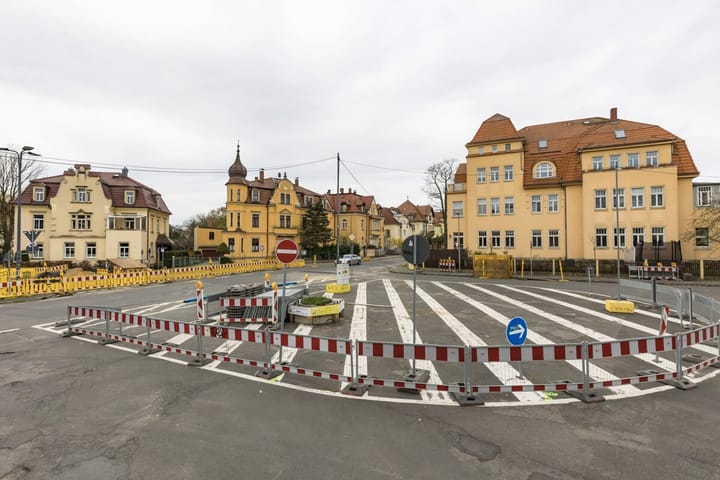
506, 317, 528, 346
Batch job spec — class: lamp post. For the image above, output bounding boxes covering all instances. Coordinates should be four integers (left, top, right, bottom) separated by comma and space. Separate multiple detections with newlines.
614, 163, 621, 299
454, 211, 461, 271
1, 146, 40, 280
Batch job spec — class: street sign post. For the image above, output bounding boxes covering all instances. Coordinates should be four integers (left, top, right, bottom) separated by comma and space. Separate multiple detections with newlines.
505, 316, 528, 346
275, 239, 299, 331
401, 235, 430, 265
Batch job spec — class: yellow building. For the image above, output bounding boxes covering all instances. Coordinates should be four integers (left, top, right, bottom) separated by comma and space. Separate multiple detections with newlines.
324, 188, 384, 256
18, 164, 172, 265
195, 147, 327, 258
448, 108, 700, 261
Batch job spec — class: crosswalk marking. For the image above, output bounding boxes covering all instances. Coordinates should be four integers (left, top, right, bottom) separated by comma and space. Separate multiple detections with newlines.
384, 279, 452, 403
342, 282, 368, 391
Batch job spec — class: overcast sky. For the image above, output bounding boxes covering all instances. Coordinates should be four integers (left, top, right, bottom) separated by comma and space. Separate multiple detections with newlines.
2, 1, 719, 224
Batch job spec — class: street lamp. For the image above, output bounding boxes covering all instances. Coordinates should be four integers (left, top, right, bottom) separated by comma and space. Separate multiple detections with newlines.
0, 146, 40, 280
614, 163, 621, 299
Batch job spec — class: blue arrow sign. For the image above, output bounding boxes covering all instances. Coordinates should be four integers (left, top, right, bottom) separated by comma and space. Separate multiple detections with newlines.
506, 317, 528, 346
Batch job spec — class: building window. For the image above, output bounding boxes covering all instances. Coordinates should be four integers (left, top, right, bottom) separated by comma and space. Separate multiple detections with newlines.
531, 230, 542, 248
504, 197, 514, 215
491, 144, 498, 153
124, 217, 137, 230
490, 167, 500, 183
595, 228, 608, 248
33, 214, 44, 230
33, 243, 43, 258
594, 189, 607, 209
609, 154, 621, 169
538, 138, 548, 149
453, 232, 464, 249
86, 242, 96, 258
477, 198, 487, 216
548, 194, 559, 213
476, 168, 486, 183
646, 151, 659, 167
592, 156, 604, 170
452, 201, 463, 217
504, 143, 511, 152
695, 228, 709, 247
505, 230, 515, 248
631, 188, 644, 208
119, 242, 129, 258
229, 213, 233, 227
697, 186, 712, 207
612, 188, 625, 209
209, 232, 215, 240
478, 146, 485, 154
342, 219, 348, 230
33, 187, 45, 202
504, 165, 514, 181
650, 186, 664, 207
251, 190, 260, 203
490, 198, 500, 215
614, 227, 626, 248
534, 162, 554, 178
124, 190, 135, 205
531, 195, 541, 213
252, 213, 260, 228
627, 153, 639, 168
73, 187, 91, 202
478, 231, 487, 248
632, 227, 645, 247
280, 214, 291, 228
491, 231, 501, 248
251, 238, 260, 252
71, 213, 91, 230
651, 227, 665, 247
228, 238, 235, 252
549, 229, 559, 248
280, 192, 291, 205
64, 242, 75, 258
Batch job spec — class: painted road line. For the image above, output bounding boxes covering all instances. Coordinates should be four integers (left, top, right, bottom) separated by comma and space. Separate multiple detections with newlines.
538, 287, 719, 357
202, 340, 243, 369
466, 284, 641, 396
342, 282, 368, 392
384, 279, 453, 404
432, 282, 544, 402
270, 323, 314, 381
408, 281, 539, 402
0, 328, 20, 334
152, 333, 194, 358
498, 285, 679, 373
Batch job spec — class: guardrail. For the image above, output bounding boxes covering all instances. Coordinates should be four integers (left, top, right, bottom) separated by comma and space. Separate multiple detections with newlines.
0, 258, 305, 299
61, 295, 720, 404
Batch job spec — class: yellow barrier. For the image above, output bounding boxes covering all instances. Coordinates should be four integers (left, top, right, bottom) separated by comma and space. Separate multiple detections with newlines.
0, 258, 305, 299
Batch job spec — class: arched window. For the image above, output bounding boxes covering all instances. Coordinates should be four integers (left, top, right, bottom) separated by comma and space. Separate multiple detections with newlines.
534, 162, 555, 179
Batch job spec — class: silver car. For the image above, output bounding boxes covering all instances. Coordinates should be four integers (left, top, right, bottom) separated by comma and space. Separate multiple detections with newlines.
338, 254, 361, 265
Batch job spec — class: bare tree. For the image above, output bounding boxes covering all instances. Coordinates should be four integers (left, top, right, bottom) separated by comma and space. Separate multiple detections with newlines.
422, 158, 456, 248
683, 199, 720, 246
0, 151, 44, 261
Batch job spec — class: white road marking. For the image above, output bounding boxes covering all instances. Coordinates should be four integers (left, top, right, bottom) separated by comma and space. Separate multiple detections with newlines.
465, 284, 641, 396
342, 282, 368, 392
384, 279, 453, 403
0, 328, 20, 334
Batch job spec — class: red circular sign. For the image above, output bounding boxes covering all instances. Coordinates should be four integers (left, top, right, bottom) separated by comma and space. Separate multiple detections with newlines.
275, 239, 299, 264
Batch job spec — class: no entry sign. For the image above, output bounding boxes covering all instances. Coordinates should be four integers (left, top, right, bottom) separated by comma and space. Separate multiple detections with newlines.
276, 239, 299, 264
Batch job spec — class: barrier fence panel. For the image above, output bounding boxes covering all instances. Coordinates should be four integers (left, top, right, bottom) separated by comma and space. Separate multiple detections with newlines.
60, 301, 720, 401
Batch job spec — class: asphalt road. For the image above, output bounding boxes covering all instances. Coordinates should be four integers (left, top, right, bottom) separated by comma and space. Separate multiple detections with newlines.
2, 257, 720, 479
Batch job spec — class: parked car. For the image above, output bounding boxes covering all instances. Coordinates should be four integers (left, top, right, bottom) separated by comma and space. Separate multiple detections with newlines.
338, 254, 361, 265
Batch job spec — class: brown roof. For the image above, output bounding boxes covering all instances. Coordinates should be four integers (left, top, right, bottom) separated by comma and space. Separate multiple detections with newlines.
467, 114, 522, 145
242, 174, 323, 207
324, 191, 378, 215
21, 167, 172, 213
458, 110, 699, 188
380, 207, 400, 225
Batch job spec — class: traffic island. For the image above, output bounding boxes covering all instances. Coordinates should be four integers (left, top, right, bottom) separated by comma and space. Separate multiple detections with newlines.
288, 297, 345, 325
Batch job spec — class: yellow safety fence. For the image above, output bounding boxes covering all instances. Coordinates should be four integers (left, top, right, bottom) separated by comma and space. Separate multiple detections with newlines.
0, 258, 305, 299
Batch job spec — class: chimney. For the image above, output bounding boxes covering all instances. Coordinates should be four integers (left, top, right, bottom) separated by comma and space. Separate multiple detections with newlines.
122, 167, 128, 176
610, 107, 618, 122
327, 189, 331, 195
295, 177, 299, 187
259, 168, 264, 181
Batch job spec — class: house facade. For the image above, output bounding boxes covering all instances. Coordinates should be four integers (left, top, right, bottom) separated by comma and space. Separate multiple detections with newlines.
194, 147, 327, 258
448, 108, 701, 261
324, 188, 384, 256
19, 164, 171, 265
689, 181, 720, 259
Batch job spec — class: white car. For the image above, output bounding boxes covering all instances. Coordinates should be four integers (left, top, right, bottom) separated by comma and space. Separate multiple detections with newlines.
338, 254, 361, 265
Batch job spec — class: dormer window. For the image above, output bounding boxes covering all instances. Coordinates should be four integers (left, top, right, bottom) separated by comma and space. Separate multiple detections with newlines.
534, 162, 555, 179
124, 190, 135, 205
251, 190, 259, 203
614, 129, 626, 139
33, 187, 45, 202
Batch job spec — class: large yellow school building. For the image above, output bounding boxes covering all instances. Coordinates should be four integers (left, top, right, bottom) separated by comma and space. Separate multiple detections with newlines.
448, 108, 704, 261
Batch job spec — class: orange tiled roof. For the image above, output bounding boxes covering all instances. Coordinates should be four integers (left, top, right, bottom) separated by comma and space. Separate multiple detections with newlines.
459, 111, 699, 188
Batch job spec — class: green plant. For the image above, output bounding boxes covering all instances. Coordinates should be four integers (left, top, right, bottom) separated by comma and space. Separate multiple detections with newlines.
299, 296, 332, 306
